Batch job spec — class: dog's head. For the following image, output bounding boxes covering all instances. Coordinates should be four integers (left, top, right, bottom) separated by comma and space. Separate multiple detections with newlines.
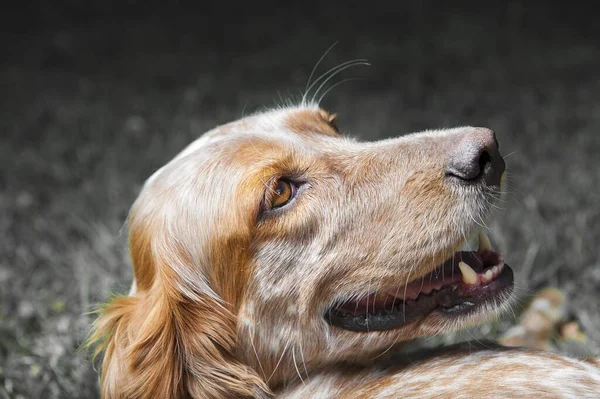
91, 105, 512, 397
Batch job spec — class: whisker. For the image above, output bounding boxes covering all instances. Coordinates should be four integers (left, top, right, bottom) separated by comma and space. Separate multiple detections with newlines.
267, 340, 290, 384
248, 326, 266, 379
298, 339, 309, 382
291, 346, 306, 385
371, 338, 399, 360
317, 77, 366, 105
309, 59, 370, 104
304, 58, 366, 103
366, 273, 373, 331
304, 41, 339, 102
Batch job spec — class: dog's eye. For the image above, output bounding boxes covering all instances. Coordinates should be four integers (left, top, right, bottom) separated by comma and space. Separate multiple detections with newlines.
269, 179, 297, 209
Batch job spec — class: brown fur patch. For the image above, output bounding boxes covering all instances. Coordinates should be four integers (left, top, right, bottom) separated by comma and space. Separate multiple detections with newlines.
284, 108, 340, 136
90, 175, 270, 398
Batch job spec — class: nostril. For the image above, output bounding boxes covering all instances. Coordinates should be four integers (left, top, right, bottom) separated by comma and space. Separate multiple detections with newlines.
445, 143, 494, 182
445, 128, 505, 186
445, 163, 481, 182
478, 150, 491, 176
446, 149, 486, 182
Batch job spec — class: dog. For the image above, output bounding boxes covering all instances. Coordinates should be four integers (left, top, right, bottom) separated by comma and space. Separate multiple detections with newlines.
89, 104, 600, 398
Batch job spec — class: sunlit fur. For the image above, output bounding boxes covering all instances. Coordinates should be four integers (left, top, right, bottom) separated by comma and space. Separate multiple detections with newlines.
89, 105, 600, 398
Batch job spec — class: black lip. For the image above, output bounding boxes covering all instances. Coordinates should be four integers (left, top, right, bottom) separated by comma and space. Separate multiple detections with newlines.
325, 264, 514, 332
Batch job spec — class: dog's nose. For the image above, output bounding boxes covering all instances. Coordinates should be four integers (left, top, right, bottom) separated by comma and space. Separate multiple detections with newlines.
445, 128, 505, 186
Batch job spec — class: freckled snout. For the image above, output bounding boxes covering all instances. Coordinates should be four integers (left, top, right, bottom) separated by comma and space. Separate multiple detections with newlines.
445, 128, 505, 186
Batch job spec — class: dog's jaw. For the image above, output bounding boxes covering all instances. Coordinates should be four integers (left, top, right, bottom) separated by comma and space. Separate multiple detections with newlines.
325, 230, 514, 332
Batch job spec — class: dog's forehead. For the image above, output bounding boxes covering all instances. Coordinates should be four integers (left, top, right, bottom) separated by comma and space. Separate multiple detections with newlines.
177, 106, 338, 158
146, 106, 339, 185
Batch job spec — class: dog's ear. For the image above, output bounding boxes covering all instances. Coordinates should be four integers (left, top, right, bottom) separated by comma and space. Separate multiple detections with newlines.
89, 201, 270, 399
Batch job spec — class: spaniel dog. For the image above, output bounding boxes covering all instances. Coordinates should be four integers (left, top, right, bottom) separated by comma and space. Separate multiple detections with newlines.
90, 105, 600, 398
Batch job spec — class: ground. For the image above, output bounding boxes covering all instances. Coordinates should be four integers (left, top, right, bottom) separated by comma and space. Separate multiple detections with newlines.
1, 2, 599, 397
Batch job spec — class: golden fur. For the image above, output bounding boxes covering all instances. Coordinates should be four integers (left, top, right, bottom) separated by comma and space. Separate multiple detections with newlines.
89, 105, 600, 398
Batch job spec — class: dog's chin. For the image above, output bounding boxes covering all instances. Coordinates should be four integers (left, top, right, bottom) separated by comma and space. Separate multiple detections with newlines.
324, 231, 515, 332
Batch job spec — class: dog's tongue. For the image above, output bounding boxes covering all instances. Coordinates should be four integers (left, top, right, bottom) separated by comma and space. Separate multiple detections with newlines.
336, 280, 461, 315
389, 268, 462, 302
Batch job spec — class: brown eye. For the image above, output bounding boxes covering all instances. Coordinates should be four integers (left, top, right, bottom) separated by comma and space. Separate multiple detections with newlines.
269, 179, 296, 209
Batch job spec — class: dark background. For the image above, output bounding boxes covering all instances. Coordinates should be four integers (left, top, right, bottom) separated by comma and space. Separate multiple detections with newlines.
2, 1, 599, 397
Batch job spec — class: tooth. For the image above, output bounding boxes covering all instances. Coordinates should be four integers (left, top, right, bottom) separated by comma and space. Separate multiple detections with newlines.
492, 266, 498, 275
459, 240, 471, 252
478, 232, 492, 254
484, 269, 493, 282
458, 261, 478, 285
460, 232, 479, 252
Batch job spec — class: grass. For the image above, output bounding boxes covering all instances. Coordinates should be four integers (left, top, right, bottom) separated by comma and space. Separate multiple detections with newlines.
1, 2, 600, 397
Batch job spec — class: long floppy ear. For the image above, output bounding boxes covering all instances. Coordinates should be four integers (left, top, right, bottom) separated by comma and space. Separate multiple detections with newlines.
88, 202, 270, 398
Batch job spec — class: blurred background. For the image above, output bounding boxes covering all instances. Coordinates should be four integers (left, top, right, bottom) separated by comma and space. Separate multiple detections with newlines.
1, 1, 599, 397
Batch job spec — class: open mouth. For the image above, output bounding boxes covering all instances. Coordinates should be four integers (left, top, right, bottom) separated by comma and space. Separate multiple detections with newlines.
326, 231, 514, 332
